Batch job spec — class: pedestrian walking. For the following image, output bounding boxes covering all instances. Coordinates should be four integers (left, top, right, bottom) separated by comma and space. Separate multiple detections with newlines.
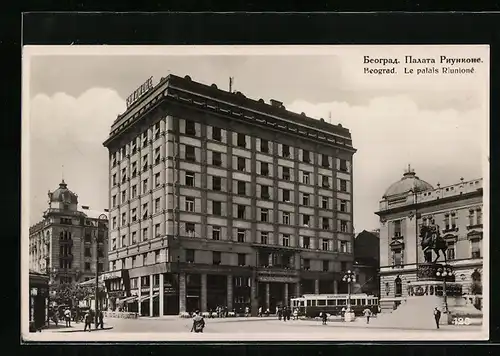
64, 308, 71, 327
277, 307, 282, 321
363, 308, 372, 324
97, 309, 104, 329
84, 311, 92, 332
191, 311, 205, 333
321, 311, 328, 325
258, 306, 262, 317
293, 308, 298, 320
433, 307, 441, 329
245, 306, 250, 317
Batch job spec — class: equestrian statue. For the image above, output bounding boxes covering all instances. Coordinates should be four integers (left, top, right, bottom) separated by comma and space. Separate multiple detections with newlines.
419, 218, 448, 264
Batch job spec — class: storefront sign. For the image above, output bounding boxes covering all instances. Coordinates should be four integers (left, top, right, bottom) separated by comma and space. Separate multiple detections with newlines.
103, 270, 122, 281
126, 77, 153, 108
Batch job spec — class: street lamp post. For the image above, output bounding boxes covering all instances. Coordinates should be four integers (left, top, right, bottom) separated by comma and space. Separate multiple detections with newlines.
94, 213, 108, 327
342, 270, 356, 321
436, 265, 453, 324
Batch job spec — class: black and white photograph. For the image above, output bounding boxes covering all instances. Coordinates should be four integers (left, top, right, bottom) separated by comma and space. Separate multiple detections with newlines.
22, 45, 489, 341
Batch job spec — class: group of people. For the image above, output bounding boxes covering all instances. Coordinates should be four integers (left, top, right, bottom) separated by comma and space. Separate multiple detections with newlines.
49, 306, 104, 332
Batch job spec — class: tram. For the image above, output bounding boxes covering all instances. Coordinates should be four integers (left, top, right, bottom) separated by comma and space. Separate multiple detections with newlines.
290, 293, 379, 318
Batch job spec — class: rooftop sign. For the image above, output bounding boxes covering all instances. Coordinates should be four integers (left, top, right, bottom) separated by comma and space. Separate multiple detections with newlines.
126, 76, 153, 108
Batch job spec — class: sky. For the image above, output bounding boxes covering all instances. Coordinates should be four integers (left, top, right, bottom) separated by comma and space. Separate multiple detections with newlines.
24, 46, 489, 231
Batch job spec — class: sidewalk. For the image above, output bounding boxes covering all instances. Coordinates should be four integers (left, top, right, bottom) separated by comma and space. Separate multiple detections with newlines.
42, 322, 113, 333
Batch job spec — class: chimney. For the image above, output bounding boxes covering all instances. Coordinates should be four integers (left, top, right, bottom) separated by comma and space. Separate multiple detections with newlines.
270, 99, 284, 108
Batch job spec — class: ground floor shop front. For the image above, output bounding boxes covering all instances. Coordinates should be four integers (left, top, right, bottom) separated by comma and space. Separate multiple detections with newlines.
29, 271, 49, 331
105, 265, 342, 317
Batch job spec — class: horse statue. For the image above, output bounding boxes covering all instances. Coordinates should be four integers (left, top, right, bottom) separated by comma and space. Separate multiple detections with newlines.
419, 219, 448, 263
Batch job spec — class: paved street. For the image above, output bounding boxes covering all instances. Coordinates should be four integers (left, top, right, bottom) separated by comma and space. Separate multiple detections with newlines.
27, 316, 485, 342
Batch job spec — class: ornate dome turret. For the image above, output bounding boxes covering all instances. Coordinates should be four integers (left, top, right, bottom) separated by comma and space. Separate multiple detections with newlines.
383, 165, 434, 198
48, 179, 79, 204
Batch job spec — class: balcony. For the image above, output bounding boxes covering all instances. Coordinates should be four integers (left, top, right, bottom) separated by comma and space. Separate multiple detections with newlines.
467, 223, 483, 230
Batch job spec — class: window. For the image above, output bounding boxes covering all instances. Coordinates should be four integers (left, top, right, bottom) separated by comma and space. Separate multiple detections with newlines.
237, 229, 245, 243
121, 190, 126, 203
322, 217, 330, 230
85, 262, 91, 271
112, 217, 117, 229
142, 154, 148, 172
112, 195, 117, 207
131, 256, 136, 268
185, 197, 195, 212
302, 172, 310, 184
395, 277, 402, 297
155, 223, 161, 237
303, 259, 310, 270
302, 193, 310, 206
237, 157, 246, 171
142, 179, 148, 194
282, 234, 290, 247
339, 159, 348, 172
112, 153, 117, 167
322, 196, 329, 209
446, 242, 456, 260
112, 261, 117, 271
121, 168, 127, 183
471, 239, 481, 259
121, 213, 127, 226
283, 189, 290, 202
131, 162, 137, 177
237, 181, 246, 195
477, 209, 482, 225
185, 120, 196, 136
393, 249, 403, 266
154, 122, 161, 140
131, 231, 137, 244
260, 232, 268, 244
142, 132, 148, 147
142, 203, 148, 220
185, 145, 196, 162
186, 249, 195, 263
283, 212, 290, 225
186, 223, 195, 234
212, 176, 222, 191
212, 152, 222, 166
212, 201, 222, 216
260, 139, 269, 153
213, 251, 221, 265
155, 197, 161, 213
260, 209, 268, 222
282, 145, 290, 158
154, 173, 161, 188
322, 176, 330, 188
261, 185, 270, 199
322, 239, 329, 251
323, 260, 329, 272
302, 214, 310, 226
340, 179, 347, 192
238, 253, 246, 266
112, 174, 117, 186
237, 133, 246, 147
154, 147, 161, 165
84, 247, 91, 257
302, 150, 310, 163
260, 162, 269, 176
142, 228, 148, 241
132, 185, 138, 198
340, 200, 347, 212
321, 154, 329, 167
212, 226, 220, 240
237, 205, 246, 219
121, 235, 126, 247
212, 127, 222, 141
282, 167, 290, 181
185, 171, 195, 187
393, 220, 401, 237
131, 208, 137, 222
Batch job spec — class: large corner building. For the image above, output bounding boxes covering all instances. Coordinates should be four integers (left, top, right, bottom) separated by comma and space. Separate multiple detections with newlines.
376, 167, 483, 312
102, 74, 356, 317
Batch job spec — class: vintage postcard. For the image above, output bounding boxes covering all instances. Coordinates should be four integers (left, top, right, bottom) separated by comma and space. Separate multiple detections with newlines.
22, 45, 489, 342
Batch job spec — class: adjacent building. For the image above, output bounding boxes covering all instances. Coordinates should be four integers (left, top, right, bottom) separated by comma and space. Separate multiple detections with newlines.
375, 167, 483, 312
28, 180, 109, 289
353, 229, 380, 297
102, 74, 357, 317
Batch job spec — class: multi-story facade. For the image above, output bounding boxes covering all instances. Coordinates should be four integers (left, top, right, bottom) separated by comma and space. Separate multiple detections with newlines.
102, 74, 356, 317
353, 229, 380, 297
375, 167, 483, 312
29, 180, 109, 286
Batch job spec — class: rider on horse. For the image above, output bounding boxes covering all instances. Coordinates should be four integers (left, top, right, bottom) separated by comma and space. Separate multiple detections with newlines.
420, 219, 448, 263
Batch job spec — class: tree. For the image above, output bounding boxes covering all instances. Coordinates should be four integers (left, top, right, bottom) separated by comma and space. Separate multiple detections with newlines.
50, 282, 105, 307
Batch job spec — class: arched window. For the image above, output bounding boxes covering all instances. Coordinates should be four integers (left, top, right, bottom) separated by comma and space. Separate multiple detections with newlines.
394, 276, 402, 297
385, 282, 390, 296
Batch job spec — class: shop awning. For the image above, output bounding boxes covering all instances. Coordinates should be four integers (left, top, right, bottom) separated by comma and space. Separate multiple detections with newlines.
119, 296, 138, 304
138, 293, 159, 303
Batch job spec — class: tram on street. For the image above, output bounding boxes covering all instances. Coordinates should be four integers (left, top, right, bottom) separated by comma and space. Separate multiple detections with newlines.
290, 293, 379, 317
